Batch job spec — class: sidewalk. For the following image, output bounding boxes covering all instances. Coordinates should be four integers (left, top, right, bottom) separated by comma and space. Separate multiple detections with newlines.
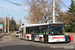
0, 33, 4, 38
0, 34, 12, 43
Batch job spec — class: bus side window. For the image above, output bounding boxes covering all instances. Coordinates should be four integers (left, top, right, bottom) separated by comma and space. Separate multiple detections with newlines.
43, 28, 45, 35
31, 28, 35, 34
39, 29, 43, 34
46, 29, 48, 35
26, 28, 29, 34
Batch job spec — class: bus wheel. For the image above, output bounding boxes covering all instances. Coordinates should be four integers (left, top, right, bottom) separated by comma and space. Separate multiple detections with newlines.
27, 36, 29, 41
40, 37, 42, 42
20, 38, 23, 40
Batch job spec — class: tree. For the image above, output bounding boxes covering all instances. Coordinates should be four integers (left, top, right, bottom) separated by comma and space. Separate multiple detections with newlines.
66, 0, 75, 32
67, 0, 75, 23
67, 0, 75, 13
5, 0, 64, 24
57, 11, 70, 25
57, 11, 73, 32
9, 17, 16, 32
57, 0, 75, 32
24, 0, 64, 24
16, 19, 22, 31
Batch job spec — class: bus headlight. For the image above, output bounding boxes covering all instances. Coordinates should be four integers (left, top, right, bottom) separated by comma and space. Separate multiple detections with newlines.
49, 36, 53, 40
50, 37, 53, 39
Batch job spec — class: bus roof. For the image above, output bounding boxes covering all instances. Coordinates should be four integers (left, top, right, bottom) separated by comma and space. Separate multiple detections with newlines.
25, 23, 49, 27
19, 22, 64, 28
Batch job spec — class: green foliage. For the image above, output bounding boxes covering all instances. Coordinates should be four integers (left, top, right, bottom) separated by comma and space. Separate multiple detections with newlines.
67, 0, 75, 13
65, 23, 75, 32
10, 17, 16, 26
65, 0, 75, 32
9, 17, 18, 31
65, 25, 71, 32
71, 23, 75, 32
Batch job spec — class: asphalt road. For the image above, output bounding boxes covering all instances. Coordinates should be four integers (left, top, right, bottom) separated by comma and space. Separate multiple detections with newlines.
0, 34, 75, 50
0, 45, 74, 50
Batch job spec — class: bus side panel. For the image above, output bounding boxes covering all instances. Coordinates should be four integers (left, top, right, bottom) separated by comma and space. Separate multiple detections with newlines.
48, 35, 65, 42
39, 34, 44, 42
34, 34, 39, 41
26, 34, 32, 40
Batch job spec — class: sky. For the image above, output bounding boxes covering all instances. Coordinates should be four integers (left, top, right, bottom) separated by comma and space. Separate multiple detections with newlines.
0, 0, 71, 24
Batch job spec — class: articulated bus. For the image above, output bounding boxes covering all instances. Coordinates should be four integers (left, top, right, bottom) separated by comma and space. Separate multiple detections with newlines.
19, 23, 65, 43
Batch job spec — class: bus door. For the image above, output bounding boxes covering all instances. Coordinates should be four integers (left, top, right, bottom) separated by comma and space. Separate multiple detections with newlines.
31, 30, 35, 41
43, 27, 48, 42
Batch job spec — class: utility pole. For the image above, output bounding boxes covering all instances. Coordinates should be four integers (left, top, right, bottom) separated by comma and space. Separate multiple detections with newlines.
53, 0, 55, 23
13, 25, 14, 32
2, 26, 3, 33
1, 8, 5, 34
8, 17, 9, 34
4, 16, 6, 34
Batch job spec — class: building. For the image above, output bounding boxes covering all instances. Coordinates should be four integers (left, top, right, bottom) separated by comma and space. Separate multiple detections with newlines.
16, 23, 21, 27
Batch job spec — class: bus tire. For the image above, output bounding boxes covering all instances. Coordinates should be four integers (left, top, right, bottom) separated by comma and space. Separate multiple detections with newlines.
40, 37, 42, 42
20, 38, 23, 40
27, 36, 29, 41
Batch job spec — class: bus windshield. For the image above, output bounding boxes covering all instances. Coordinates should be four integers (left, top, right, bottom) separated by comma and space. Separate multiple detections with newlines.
49, 24, 64, 35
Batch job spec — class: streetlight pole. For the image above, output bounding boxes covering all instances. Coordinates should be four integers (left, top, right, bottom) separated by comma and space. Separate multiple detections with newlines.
1, 24, 3, 33
53, 0, 55, 23
4, 16, 6, 34
8, 17, 9, 34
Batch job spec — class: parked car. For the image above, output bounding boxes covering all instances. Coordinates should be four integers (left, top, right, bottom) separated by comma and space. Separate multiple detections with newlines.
15, 31, 19, 37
